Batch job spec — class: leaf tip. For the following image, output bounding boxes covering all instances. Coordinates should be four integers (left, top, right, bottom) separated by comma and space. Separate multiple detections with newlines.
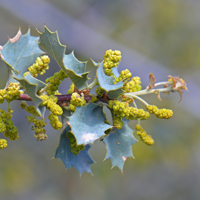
0, 53, 4, 60
122, 155, 127, 162
65, 121, 71, 126
0, 45, 4, 59
8, 28, 22, 43
36, 27, 40, 34
36, 25, 49, 36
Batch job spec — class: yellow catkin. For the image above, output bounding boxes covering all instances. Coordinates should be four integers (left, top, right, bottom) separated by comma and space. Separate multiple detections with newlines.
135, 124, 154, 146
146, 105, 173, 119
0, 138, 8, 149
26, 55, 50, 78
103, 49, 121, 76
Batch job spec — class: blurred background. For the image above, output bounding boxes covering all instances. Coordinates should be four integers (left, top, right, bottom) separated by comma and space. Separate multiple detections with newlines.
0, 0, 200, 199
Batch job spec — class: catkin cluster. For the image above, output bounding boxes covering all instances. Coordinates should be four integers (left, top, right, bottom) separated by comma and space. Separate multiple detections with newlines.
95, 86, 105, 97
146, 105, 173, 119
0, 108, 19, 142
67, 132, 85, 155
114, 69, 142, 93
48, 113, 62, 130
0, 83, 23, 103
25, 104, 40, 117
24, 55, 50, 78
103, 49, 121, 76
67, 83, 75, 94
91, 95, 98, 103
123, 76, 142, 93
0, 138, 8, 149
40, 95, 63, 130
108, 100, 150, 120
21, 102, 48, 140
114, 69, 132, 83
0, 89, 6, 104
45, 69, 68, 95
27, 115, 47, 140
68, 92, 86, 112
108, 100, 150, 129
135, 124, 154, 146
40, 95, 63, 116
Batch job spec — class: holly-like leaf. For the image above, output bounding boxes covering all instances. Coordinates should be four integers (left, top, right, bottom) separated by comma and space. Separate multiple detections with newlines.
14, 73, 46, 115
61, 108, 71, 122
38, 26, 89, 90
97, 62, 124, 99
112, 65, 121, 78
68, 102, 112, 145
55, 126, 94, 175
61, 107, 71, 130
103, 123, 138, 172
91, 59, 121, 78
0, 28, 44, 78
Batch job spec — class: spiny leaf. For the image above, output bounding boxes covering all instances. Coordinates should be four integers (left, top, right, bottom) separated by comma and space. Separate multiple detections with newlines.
38, 26, 89, 90
103, 123, 138, 172
97, 62, 124, 99
69, 102, 112, 145
61, 107, 71, 130
92, 60, 120, 77
55, 126, 94, 175
14, 73, 46, 116
64, 52, 89, 90
112, 65, 121, 78
61, 108, 71, 122
0, 28, 44, 78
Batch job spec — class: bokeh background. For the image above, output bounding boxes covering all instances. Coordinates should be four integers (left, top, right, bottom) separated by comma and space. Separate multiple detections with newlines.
0, 0, 200, 199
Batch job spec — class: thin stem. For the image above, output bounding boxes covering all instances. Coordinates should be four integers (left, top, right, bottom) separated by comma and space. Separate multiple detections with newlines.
154, 81, 169, 87
132, 100, 141, 125
125, 94, 149, 106
124, 84, 172, 97
88, 78, 98, 89
132, 99, 138, 108
7, 102, 10, 112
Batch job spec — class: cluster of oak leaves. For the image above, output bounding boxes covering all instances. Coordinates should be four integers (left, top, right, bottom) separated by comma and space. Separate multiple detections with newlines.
0, 48, 187, 156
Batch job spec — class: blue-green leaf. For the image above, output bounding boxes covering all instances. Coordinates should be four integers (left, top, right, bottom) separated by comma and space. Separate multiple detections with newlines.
97, 62, 124, 99
61, 107, 71, 122
61, 107, 71, 130
14, 73, 46, 116
0, 28, 43, 77
55, 126, 94, 175
0, 28, 46, 116
112, 65, 120, 78
38, 26, 89, 90
69, 102, 112, 145
103, 123, 138, 171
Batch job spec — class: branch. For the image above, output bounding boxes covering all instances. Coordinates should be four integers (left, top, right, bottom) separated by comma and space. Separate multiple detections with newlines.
17, 93, 109, 106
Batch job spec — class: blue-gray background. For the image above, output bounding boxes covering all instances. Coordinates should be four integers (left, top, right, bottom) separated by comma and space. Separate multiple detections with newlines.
0, 0, 200, 200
